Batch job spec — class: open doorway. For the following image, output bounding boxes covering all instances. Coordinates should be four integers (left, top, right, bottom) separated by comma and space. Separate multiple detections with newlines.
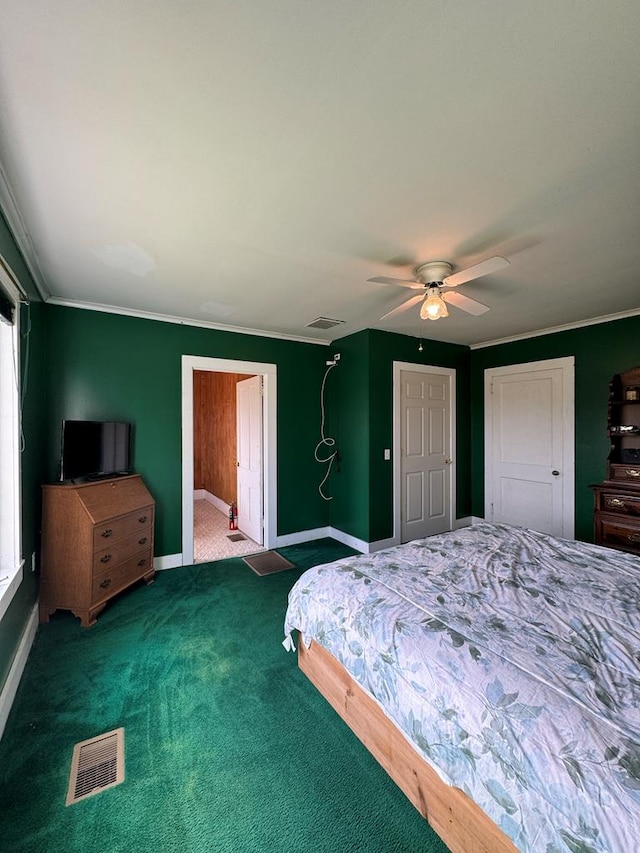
182, 356, 277, 567
192, 369, 263, 561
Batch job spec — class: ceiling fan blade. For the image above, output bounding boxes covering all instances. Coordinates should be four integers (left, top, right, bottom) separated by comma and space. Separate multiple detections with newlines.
380, 293, 424, 320
443, 290, 490, 316
443, 255, 509, 288
367, 276, 423, 289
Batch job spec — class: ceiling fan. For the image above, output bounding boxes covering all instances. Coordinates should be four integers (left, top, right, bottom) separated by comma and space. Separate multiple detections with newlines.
368, 255, 510, 321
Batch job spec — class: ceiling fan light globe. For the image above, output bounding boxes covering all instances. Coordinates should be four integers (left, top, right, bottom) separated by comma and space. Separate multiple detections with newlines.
420, 288, 449, 320
423, 305, 442, 320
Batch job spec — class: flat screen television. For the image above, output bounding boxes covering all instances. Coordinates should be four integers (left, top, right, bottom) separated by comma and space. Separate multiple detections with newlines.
60, 420, 132, 482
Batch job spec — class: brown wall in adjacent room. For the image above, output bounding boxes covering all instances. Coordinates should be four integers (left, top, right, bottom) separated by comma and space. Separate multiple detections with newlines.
194, 371, 253, 504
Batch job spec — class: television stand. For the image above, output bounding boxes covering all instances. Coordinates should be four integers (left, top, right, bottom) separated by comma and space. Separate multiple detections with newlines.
39, 474, 155, 627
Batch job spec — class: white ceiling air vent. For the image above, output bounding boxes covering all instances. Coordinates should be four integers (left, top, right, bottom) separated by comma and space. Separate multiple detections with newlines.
305, 317, 345, 330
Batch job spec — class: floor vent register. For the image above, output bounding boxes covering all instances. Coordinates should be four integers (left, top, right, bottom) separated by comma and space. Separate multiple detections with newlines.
66, 728, 125, 805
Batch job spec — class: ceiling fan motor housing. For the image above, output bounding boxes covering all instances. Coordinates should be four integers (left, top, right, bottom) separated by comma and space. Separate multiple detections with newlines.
414, 261, 453, 285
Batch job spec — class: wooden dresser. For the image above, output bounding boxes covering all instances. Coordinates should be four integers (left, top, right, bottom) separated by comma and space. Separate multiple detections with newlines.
40, 474, 155, 627
591, 366, 640, 556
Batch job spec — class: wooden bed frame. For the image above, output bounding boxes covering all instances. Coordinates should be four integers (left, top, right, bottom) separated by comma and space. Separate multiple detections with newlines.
299, 636, 519, 853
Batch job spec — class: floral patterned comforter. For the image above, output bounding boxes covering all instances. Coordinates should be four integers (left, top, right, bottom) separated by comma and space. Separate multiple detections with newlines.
283, 523, 640, 853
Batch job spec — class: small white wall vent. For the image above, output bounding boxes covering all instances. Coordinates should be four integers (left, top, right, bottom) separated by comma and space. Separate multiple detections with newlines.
304, 317, 345, 330
66, 728, 125, 805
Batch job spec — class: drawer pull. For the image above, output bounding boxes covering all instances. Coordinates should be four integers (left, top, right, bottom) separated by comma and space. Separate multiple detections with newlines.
138, 515, 148, 524
627, 534, 640, 543
137, 558, 147, 567
607, 498, 626, 509
99, 578, 112, 589
100, 554, 112, 564
101, 528, 113, 538
624, 469, 640, 478
138, 537, 147, 545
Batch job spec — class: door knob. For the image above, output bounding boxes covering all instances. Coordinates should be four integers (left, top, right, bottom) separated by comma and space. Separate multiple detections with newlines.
552, 470, 560, 476
444, 458, 452, 465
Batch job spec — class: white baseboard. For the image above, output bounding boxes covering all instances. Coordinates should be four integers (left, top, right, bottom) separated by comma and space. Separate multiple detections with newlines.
194, 490, 229, 516
366, 536, 398, 553
329, 517, 483, 554
330, 517, 482, 554
275, 527, 376, 554
154, 553, 183, 571
0, 603, 38, 742
455, 515, 484, 527
328, 527, 370, 553
275, 527, 332, 548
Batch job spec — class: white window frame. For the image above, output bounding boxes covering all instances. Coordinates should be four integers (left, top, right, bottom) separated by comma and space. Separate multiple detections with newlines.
0, 265, 23, 621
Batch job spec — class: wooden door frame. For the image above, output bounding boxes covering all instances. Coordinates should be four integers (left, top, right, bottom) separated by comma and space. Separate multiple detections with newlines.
181, 355, 277, 566
483, 356, 575, 538
393, 361, 456, 544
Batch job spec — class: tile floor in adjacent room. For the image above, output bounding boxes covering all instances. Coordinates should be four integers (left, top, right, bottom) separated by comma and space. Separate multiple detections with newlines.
193, 499, 264, 562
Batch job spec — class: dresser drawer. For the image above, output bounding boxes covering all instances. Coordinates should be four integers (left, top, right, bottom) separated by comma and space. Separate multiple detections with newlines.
93, 529, 153, 573
596, 516, 640, 555
609, 464, 640, 483
597, 492, 640, 517
92, 549, 154, 601
93, 505, 154, 548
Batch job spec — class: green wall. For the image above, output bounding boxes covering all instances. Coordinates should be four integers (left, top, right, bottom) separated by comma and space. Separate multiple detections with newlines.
323, 330, 371, 541
470, 315, 640, 542
42, 305, 334, 555
328, 329, 471, 543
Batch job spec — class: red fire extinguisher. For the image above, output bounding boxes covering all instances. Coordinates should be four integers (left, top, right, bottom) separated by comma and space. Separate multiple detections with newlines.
228, 502, 238, 530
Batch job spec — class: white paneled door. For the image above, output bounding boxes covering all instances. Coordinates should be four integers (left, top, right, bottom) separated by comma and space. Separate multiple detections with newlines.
400, 369, 453, 543
484, 358, 574, 537
236, 375, 263, 545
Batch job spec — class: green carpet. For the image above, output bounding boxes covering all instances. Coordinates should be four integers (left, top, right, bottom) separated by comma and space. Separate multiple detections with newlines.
0, 539, 450, 853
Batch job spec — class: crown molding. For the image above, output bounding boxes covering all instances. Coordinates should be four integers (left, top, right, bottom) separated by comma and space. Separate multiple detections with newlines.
45, 297, 331, 346
0, 159, 50, 302
470, 306, 640, 350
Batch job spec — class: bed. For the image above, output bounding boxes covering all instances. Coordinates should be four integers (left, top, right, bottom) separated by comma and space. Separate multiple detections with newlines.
283, 522, 640, 853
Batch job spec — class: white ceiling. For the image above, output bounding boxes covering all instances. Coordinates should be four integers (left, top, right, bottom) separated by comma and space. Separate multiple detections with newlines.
1, 1, 639, 347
